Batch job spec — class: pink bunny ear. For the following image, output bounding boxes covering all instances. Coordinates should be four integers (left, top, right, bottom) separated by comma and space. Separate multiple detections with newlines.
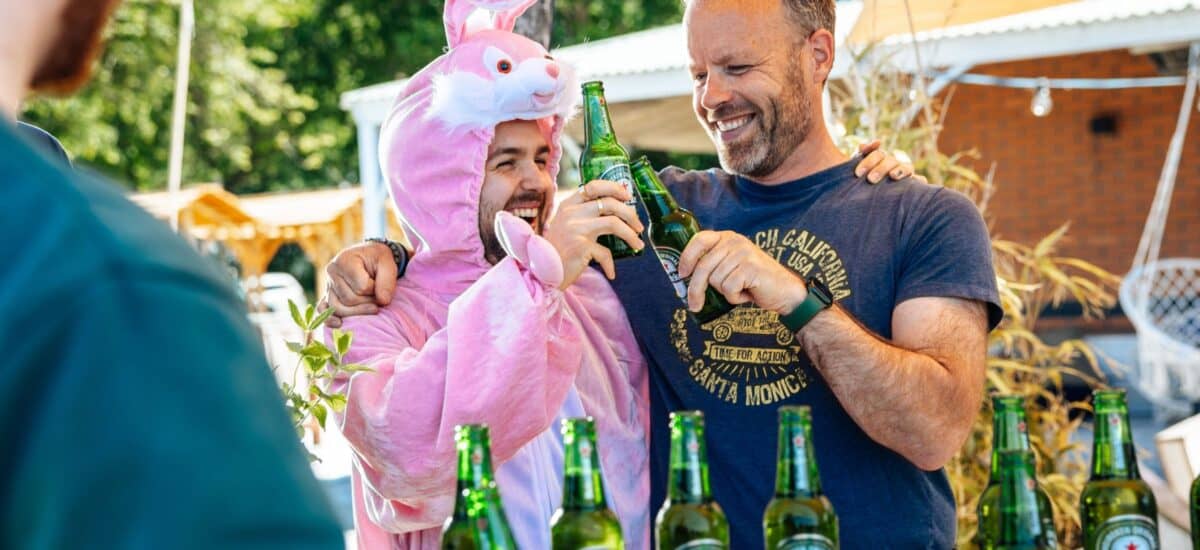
443, 0, 476, 47
489, 0, 539, 32
444, 0, 539, 46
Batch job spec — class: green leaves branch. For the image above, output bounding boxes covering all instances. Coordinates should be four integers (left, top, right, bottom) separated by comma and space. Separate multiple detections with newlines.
277, 300, 371, 461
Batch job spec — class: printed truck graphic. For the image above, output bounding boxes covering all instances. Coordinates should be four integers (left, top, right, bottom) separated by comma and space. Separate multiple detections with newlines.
700, 307, 794, 346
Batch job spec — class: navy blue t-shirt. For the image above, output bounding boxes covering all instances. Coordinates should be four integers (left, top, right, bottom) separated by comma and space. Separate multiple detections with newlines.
610, 158, 1002, 549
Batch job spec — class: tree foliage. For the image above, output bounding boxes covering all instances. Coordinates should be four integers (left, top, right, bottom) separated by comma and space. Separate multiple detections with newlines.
552, 0, 683, 47
25, 0, 318, 192
21, 0, 684, 194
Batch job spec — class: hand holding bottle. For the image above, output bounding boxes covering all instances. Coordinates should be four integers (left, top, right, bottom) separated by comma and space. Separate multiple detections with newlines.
543, 179, 644, 287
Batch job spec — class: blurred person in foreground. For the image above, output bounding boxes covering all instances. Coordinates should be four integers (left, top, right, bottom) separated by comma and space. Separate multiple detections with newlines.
15, 121, 69, 164
0, 1, 344, 547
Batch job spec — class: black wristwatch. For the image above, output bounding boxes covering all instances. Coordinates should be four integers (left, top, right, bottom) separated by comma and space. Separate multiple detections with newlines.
779, 275, 834, 332
365, 237, 409, 279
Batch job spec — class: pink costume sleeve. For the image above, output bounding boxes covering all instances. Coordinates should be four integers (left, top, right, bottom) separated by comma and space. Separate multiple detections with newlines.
330, 213, 581, 533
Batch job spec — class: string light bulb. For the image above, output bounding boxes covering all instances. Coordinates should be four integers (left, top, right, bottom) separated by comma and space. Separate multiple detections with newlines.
1031, 77, 1053, 117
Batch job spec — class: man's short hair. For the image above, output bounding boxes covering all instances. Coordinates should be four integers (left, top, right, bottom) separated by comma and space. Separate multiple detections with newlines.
683, 0, 836, 37
783, 0, 836, 37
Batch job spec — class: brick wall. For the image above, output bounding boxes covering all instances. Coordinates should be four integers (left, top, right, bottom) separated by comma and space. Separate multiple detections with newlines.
937, 49, 1200, 280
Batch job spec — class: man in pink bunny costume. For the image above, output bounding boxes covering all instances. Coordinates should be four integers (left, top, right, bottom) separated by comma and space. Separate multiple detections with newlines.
329, 1, 651, 548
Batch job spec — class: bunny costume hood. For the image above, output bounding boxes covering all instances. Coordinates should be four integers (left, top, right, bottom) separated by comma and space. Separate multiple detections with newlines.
332, 1, 650, 549
380, 1, 578, 296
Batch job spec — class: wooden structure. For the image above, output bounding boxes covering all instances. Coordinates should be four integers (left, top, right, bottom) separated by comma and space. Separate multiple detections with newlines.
847, 0, 1072, 45
131, 184, 405, 294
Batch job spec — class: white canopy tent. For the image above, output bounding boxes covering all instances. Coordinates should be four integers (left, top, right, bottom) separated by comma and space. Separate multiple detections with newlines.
340, 0, 1200, 238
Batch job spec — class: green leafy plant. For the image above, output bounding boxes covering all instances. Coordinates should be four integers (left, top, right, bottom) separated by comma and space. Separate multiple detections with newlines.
277, 300, 371, 459
831, 48, 1122, 548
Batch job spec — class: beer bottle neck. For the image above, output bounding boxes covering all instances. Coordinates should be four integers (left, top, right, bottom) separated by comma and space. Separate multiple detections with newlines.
471, 486, 518, 547
453, 427, 496, 522
667, 425, 712, 504
640, 186, 678, 220
452, 480, 471, 520
561, 431, 608, 511
630, 163, 679, 219
582, 89, 619, 149
457, 439, 495, 486
997, 452, 1043, 544
775, 418, 822, 498
1091, 410, 1140, 480
990, 404, 1030, 484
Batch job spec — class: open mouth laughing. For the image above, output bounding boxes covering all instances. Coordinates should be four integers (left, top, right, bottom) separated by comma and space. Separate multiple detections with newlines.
506, 204, 543, 232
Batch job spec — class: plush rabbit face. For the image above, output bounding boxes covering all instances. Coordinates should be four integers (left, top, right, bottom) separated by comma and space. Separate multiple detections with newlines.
376, 0, 580, 295
428, 29, 577, 130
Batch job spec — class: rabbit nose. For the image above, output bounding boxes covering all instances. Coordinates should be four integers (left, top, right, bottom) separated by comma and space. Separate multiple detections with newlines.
545, 63, 560, 78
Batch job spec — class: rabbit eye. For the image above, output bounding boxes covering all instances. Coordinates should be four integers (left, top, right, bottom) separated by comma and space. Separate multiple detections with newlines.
497, 60, 512, 74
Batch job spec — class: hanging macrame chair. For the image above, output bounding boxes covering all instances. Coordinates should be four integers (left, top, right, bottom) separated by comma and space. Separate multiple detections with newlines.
1119, 42, 1200, 416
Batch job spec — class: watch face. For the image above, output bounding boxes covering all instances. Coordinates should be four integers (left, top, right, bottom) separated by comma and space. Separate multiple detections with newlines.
806, 277, 833, 305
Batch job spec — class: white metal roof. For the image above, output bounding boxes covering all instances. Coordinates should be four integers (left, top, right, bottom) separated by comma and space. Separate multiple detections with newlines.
553, 24, 688, 81
891, 0, 1200, 42
875, 0, 1200, 71
339, 79, 405, 114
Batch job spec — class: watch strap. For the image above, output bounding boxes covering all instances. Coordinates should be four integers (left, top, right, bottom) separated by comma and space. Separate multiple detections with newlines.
779, 277, 833, 332
364, 237, 409, 279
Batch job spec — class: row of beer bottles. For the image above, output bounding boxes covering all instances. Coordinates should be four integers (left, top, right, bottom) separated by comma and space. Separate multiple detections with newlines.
441, 406, 837, 549
659, 407, 839, 549
979, 389, 1162, 550
442, 419, 622, 549
580, 80, 735, 325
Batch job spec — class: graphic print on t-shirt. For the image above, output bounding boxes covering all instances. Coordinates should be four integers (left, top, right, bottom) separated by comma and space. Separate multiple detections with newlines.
754, 227, 852, 300
668, 226, 853, 407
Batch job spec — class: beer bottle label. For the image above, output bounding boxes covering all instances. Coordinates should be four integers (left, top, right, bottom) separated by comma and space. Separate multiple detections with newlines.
598, 163, 637, 206
655, 246, 689, 301
1094, 514, 1158, 550
775, 533, 836, 550
673, 539, 725, 550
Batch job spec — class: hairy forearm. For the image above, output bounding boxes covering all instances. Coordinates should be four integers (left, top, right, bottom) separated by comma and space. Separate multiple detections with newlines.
797, 304, 985, 470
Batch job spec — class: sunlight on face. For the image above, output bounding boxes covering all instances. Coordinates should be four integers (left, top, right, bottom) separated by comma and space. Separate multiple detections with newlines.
685, 0, 816, 179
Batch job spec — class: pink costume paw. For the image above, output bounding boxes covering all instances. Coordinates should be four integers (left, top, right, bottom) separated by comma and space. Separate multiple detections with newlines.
494, 210, 564, 288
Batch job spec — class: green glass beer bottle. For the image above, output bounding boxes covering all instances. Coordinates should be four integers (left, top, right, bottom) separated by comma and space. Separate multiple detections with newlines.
762, 405, 838, 550
1080, 389, 1159, 550
977, 395, 1057, 548
631, 157, 734, 324
991, 450, 1057, 549
442, 424, 518, 550
580, 80, 641, 260
656, 410, 729, 549
551, 417, 625, 549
